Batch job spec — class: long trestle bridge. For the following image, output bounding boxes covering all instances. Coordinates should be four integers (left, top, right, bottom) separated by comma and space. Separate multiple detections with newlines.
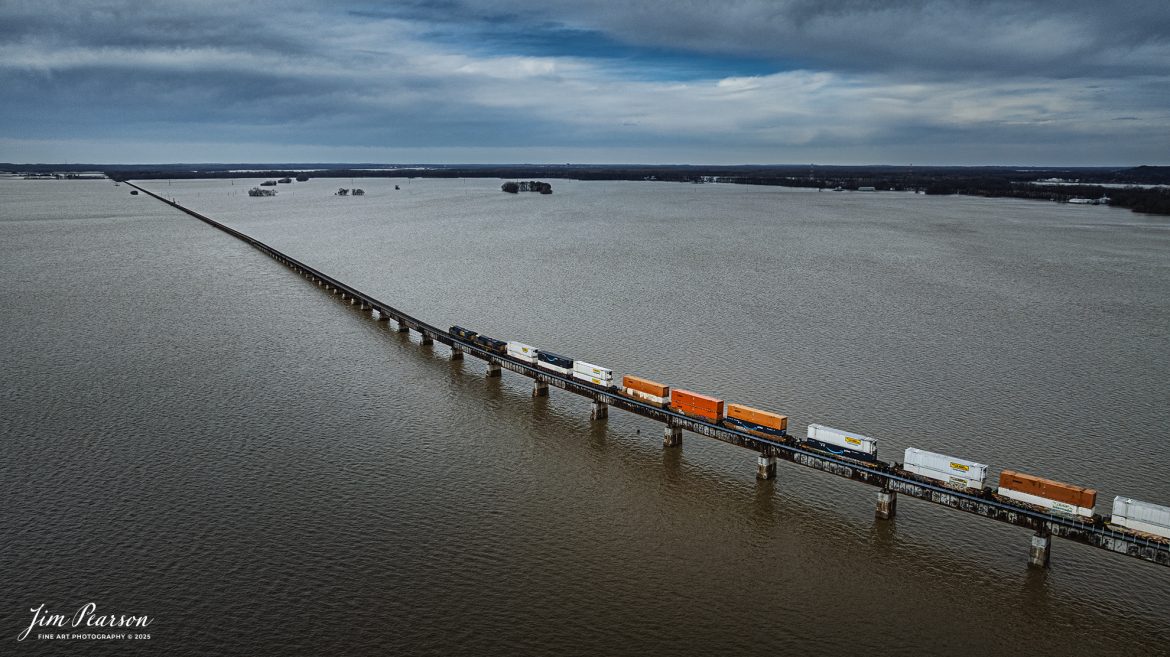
128, 181, 1170, 570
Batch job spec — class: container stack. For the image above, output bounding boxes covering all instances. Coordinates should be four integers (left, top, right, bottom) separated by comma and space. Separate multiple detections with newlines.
622, 375, 670, 406
996, 470, 1096, 518
572, 360, 614, 387
506, 341, 538, 364
537, 351, 573, 375
805, 424, 878, 459
724, 403, 788, 436
903, 447, 987, 490
1111, 497, 1170, 539
670, 389, 724, 422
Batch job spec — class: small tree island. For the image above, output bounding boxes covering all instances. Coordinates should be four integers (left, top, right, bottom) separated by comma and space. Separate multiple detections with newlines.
502, 180, 552, 194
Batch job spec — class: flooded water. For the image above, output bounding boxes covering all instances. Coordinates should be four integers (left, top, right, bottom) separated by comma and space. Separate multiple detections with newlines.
2, 177, 1168, 655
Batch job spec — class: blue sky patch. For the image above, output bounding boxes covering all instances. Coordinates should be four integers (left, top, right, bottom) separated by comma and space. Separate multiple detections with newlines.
422, 21, 792, 80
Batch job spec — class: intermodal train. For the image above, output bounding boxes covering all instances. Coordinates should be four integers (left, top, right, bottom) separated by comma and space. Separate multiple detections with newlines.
449, 326, 1170, 541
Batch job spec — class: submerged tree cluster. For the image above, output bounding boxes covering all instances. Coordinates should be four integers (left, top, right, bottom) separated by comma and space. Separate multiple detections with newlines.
501, 181, 552, 194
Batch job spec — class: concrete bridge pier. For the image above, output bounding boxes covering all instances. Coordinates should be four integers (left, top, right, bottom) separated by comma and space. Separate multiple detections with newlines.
591, 401, 608, 420
533, 380, 549, 397
1029, 530, 1052, 568
375, 311, 390, 321
396, 321, 410, 333
663, 424, 683, 448
419, 333, 433, 345
451, 346, 463, 361
486, 361, 501, 377
876, 488, 897, 520
757, 455, 777, 480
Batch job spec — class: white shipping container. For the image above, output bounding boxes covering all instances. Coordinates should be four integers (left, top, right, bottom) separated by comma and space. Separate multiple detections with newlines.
572, 360, 614, 381
996, 487, 1095, 519
1112, 496, 1170, 539
506, 341, 538, 363
805, 424, 877, 456
572, 371, 613, 387
537, 361, 573, 376
903, 447, 988, 489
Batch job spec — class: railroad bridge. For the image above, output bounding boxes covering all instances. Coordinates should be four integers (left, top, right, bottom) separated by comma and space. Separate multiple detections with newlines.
127, 182, 1170, 570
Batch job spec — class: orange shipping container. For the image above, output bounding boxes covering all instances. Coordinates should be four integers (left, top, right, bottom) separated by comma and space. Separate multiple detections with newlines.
998, 470, 1097, 509
670, 389, 725, 421
622, 375, 670, 397
726, 403, 788, 432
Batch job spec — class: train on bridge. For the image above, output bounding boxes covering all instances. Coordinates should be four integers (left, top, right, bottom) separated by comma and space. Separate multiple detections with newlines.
121, 182, 1170, 568
451, 325, 1170, 542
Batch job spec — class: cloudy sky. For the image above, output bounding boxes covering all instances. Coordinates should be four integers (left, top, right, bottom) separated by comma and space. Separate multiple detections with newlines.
2, 0, 1168, 165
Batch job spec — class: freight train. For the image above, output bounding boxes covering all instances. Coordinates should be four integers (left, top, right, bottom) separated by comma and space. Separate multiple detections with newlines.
448, 326, 1170, 541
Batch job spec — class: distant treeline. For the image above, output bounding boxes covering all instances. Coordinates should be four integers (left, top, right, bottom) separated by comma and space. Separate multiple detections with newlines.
922, 176, 1170, 215
1111, 188, 1170, 214
6, 162, 1167, 215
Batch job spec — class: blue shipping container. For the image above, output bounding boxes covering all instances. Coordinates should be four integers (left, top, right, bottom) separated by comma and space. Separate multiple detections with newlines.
538, 351, 573, 368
